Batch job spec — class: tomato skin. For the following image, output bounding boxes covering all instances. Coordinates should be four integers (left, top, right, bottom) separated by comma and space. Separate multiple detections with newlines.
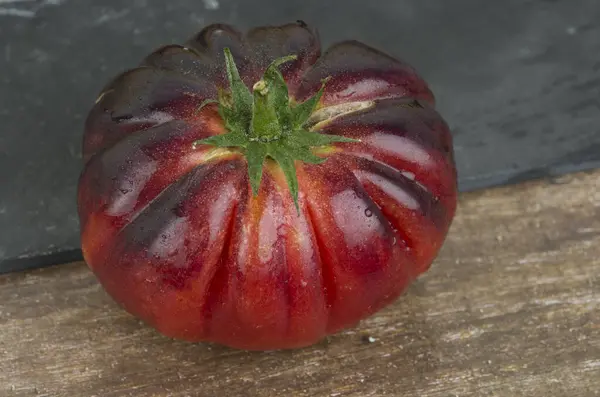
78, 22, 457, 350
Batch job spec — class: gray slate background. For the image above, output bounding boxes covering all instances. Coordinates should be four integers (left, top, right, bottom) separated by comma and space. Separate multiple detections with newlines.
1, 0, 599, 273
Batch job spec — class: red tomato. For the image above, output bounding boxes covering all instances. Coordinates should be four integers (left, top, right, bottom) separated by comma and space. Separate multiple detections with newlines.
77, 22, 457, 350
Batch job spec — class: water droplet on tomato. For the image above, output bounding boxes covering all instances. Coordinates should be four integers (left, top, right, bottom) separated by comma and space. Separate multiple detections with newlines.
364, 209, 373, 217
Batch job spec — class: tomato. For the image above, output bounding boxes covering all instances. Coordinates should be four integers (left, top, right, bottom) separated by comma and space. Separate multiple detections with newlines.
77, 21, 457, 350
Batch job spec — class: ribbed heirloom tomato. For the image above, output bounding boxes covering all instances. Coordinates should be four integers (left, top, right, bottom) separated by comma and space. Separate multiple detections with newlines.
77, 22, 458, 350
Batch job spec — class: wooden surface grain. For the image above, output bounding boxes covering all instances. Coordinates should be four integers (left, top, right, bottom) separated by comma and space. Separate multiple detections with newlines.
1, 170, 599, 397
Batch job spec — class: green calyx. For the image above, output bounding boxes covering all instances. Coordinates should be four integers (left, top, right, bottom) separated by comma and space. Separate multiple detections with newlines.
193, 48, 356, 212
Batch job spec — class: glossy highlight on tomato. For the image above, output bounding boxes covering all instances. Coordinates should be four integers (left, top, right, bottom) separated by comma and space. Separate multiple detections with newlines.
77, 21, 458, 350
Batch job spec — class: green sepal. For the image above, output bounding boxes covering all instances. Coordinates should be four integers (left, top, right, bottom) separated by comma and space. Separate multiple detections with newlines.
249, 55, 297, 141
223, 48, 252, 121
262, 55, 297, 129
267, 146, 301, 213
246, 141, 268, 195
194, 99, 219, 114
283, 143, 326, 165
291, 77, 330, 129
193, 131, 248, 149
218, 104, 245, 135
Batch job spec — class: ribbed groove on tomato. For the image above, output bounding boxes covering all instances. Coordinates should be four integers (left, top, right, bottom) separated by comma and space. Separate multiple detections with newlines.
327, 155, 415, 257
96, 67, 216, 114
216, 177, 289, 347
110, 160, 219, 247
306, 98, 455, 204
255, 175, 292, 340
338, 140, 452, 203
202, 199, 238, 338
88, 161, 245, 341
84, 68, 218, 156
187, 23, 244, 54
347, 157, 448, 266
142, 45, 216, 80
337, 151, 439, 208
340, 149, 455, 206
185, 24, 257, 86
300, 158, 398, 333
245, 23, 321, 92
279, 201, 328, 346
153, 166, 242, 291
86, 102, 224, 166
83, 118, 182, 169
79, 122, 235, 235
202, 172, 252, 344
304, 197, 335, 311
295, 40, 435, 106
317, 98, 453, 159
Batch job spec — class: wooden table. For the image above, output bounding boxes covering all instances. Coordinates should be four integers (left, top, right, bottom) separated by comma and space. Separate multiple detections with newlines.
1, 170, 599, 397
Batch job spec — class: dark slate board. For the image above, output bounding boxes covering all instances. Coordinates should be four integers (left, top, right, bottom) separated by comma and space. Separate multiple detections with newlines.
1, 0, 600, 274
